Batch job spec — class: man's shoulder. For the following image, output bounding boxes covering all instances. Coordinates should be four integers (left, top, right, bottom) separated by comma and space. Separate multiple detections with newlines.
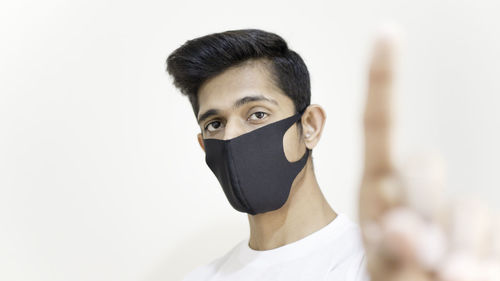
327, 214, 370, 281
329, 213, 365, 252
180, 239, 245, 281
180, 257, 223, 281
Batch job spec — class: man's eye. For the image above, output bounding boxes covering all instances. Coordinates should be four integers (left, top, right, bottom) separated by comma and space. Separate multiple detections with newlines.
205, 121, 223, 132
248, 111, 268, 121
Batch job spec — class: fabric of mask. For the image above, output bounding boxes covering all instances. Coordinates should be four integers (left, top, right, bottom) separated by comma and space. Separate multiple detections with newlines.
203, 108, 311, 215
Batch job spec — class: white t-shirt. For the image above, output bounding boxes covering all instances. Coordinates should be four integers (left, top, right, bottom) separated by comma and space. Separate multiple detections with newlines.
182, 213, 370, 281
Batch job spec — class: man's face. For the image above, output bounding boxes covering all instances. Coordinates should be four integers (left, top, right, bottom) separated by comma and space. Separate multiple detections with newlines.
196, 59, 306, 162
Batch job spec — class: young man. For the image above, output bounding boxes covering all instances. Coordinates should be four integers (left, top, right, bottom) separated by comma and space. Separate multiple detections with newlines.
166, 29, 368, 281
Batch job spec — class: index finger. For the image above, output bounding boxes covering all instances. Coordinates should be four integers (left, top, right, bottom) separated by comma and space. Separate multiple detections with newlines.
363, 35, 397, 179
359, 34, 401, 225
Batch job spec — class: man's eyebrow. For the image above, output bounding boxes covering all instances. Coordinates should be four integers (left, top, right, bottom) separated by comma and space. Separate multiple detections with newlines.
233, 95, 278, 108
197, 95, 279, 125
197, 109, 220, 125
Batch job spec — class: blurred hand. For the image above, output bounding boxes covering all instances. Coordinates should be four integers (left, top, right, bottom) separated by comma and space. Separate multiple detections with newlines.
358, 29, 500, 281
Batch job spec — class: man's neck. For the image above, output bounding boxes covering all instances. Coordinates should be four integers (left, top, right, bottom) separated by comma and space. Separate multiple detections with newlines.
247, 165, 337, 251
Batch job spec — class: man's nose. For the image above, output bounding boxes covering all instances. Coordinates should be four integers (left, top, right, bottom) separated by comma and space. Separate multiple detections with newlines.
222, 120, 246, 140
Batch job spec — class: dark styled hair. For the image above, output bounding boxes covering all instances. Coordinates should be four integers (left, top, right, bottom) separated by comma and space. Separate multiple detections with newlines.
165, 29, 311, 117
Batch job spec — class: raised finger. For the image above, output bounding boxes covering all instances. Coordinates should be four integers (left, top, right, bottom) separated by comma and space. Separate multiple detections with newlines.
363, 33, 398, 179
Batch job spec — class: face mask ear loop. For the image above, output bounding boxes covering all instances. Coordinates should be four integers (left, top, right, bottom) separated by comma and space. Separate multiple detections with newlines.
299, 105, 312, 159
281, 107, 311, 166
295, 106, 309, 138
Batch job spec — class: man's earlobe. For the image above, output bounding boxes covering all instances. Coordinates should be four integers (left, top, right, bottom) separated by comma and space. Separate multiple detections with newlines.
197, 133, 205, 152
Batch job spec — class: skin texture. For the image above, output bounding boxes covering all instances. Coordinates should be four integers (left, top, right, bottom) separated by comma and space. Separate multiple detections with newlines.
195, 59, 337, 251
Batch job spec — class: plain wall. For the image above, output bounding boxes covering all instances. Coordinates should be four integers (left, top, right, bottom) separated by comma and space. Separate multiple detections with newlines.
1, 0, 499, 280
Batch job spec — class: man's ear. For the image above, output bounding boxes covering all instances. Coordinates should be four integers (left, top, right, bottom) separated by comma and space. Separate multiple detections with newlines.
301, 104, 327, 150
197, 133, 205, 152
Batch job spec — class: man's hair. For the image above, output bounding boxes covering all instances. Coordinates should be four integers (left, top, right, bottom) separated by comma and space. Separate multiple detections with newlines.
165, 29, 311, 117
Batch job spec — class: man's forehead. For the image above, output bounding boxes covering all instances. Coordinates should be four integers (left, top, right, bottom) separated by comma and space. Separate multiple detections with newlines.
197, 61, 285, 113
198, 90, 280, 110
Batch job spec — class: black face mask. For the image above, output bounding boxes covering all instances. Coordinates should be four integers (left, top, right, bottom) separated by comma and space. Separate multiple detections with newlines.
203, 108, 310, 215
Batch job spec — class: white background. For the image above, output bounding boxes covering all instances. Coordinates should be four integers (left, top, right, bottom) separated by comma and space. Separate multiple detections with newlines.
1, 0, 499, 280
